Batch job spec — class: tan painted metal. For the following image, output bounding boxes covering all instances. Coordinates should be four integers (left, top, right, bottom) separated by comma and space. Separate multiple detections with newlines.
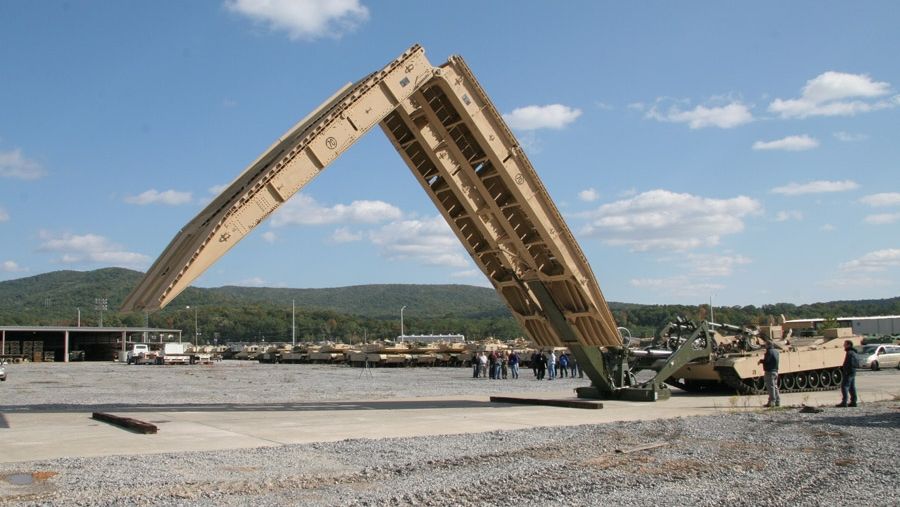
121, 45, 435, 312
122, 45, 622, 350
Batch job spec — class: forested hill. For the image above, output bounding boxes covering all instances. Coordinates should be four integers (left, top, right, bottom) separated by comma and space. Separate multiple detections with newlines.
0, 268, 509, 321
0, 268, 897, 341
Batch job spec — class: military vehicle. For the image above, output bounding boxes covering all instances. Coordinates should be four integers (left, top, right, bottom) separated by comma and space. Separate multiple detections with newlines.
662, 321, 862, 395
120, 44, 852, 401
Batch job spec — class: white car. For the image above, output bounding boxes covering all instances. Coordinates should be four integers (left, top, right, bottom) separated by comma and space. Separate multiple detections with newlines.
859, 344, 900, 371
0, 361, 6, 381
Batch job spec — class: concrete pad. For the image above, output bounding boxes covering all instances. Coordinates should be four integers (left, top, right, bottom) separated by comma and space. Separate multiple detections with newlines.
1, 374, 896, 464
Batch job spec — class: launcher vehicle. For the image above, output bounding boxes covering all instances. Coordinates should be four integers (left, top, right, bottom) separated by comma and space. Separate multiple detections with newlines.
121, 45, 851, 401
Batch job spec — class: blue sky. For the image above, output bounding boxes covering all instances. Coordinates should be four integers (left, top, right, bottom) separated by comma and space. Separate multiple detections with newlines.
1, 1, 899, 307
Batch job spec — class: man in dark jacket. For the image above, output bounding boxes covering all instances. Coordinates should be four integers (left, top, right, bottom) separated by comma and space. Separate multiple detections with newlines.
758, 341, 780, 407
837, 340, 859, 407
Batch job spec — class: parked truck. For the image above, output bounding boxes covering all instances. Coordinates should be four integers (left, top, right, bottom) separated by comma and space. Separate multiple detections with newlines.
160, 342, 192, 365
126, 344, 160, 365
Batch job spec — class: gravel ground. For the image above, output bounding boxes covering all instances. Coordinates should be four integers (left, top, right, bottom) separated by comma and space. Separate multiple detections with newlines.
0, 362, 898, 506
0, 360, 597, 406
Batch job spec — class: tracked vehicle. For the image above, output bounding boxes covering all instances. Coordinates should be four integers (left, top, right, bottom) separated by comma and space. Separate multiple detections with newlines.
121, 44, 856, 401
664, 323, 862, 395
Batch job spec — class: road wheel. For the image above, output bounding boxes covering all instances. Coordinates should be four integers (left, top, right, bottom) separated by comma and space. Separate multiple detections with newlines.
871, 361, 880, 371
795, 372, 808, 389
782, 374, 796, 390
753, 376, 765, 391
831, 368, 843, 386
807, 371, 820, 388
819, 370, 832, 387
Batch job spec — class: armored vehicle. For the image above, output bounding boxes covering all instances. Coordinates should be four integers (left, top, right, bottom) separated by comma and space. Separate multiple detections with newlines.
120, 44, 861, 402
665, 323, 862, 395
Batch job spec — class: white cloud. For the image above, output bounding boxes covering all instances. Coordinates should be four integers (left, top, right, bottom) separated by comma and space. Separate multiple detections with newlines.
503, 104, 582, 130
833, 131, 867, 142
774, 210, 804, 222
1, 260, 27, 273
578, 188, 599, 202
261, 231, 278, 243
839, 248, 900, 272
0, 148, 46, 180
450, 269, 482, 279
863, 213, 900, 225
226, 0, 369, 40
124, 189, 193, 206
860, 192, 900, 207
38, 231, 150, 268
770, 180, 859, 195
630, 276, 725, 294
369, 216, 469, 268
209, 183, 229, 195
330, 227, 363, 243
768, 71, 898, 119
820, 223, 836, 232
686, 253, 751, 277
0, 207, 8, 222
647, 101, 753, 129
578, 190, 762, 251
234, 276, 268, 287
819, 276, 891, 289
752, 135, 819, 151
271, 194, 402, 226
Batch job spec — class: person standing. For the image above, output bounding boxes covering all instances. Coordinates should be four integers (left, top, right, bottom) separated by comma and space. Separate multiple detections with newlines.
758, 341, 780, 407
547, 350, 557, 380
536, 351, 547, 380
508, 350, 520, 379
472, 351, 480, 378
559, 353, 569, 378
478, 352, 488, 379
501, 351, 509, 379
837, 340, 859, 407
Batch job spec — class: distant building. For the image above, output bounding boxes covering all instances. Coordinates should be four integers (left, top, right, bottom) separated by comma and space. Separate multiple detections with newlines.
1, 326, 183, 362
783, 315, 900, 336
398, 334, 465, 343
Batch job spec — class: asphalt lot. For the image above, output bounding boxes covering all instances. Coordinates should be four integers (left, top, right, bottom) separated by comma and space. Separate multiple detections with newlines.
0, 361, 897, 464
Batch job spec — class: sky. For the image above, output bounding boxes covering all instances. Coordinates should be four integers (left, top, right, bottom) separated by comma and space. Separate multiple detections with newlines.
1, 1, 899, 307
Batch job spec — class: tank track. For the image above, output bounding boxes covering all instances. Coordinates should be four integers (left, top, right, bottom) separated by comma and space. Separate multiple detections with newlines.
716, 367, 844, 396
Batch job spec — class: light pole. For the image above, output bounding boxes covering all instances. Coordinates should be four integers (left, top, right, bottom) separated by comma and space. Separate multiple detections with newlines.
95, 298, 107, 327
400, 305, 407, 340
186, 305, 199, 345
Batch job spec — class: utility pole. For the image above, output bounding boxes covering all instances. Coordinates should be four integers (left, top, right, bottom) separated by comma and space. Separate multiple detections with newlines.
95, 298, 108, 327
292, 299, 296, 348
400, 305, 407, 340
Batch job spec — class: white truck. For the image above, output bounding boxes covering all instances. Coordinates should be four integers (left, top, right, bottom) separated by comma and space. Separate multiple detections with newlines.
160, 342, 192, 365
125, 342, 213, 365
126, 344, 160, 365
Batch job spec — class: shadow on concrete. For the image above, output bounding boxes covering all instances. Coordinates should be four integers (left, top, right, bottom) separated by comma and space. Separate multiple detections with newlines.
0, 399, 509, 414
812, 410, 900, 430
0, 415, 7, 429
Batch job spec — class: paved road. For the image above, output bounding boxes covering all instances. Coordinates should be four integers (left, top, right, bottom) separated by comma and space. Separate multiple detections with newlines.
1, 364, 897, 464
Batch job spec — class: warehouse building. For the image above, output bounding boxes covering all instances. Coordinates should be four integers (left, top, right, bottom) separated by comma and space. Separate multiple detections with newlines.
0, 326, 182, 362
782, 315, 900, 337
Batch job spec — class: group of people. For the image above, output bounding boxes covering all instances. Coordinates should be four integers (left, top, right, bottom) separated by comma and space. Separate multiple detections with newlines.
760, 339, 860, 408
471, 350, 585, 380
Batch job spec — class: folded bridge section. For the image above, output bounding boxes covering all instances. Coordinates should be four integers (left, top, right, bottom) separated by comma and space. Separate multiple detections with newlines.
121, 45, 623, 393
